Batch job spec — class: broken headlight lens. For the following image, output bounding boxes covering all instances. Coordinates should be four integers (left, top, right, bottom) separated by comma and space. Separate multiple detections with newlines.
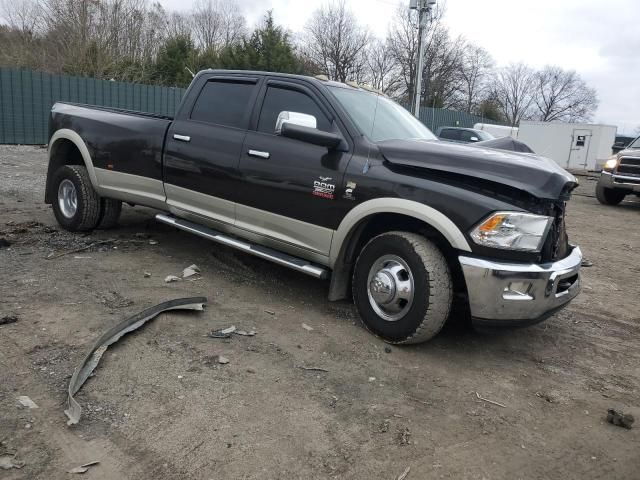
470, 212, 553, 252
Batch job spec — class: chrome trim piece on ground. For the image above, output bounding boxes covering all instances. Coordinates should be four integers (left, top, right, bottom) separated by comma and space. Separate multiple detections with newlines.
459, 246, 582, 322
65, 297, 207, 425
156, 213, 330, 279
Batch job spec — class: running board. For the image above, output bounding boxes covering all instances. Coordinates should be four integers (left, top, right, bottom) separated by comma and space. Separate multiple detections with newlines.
155, 213, 329, 280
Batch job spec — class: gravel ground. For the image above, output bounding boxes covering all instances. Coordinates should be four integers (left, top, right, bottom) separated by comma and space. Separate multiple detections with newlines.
0, 145, 639, 479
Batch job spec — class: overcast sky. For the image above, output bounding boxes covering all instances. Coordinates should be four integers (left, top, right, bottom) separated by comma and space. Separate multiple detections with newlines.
159, 0, 639, 134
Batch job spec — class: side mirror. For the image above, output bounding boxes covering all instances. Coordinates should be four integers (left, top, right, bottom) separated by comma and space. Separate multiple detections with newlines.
275, 111, 317, 135
469, 136, 479, 142
280, 123, 344, 150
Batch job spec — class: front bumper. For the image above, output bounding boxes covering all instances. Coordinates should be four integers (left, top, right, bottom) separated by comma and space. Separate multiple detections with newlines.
599, 171, 640, 193
459, 246, 582, 328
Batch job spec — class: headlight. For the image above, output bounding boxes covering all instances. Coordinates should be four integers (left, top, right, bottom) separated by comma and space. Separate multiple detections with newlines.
470, 212, 553, 252
603, 157, 619, 171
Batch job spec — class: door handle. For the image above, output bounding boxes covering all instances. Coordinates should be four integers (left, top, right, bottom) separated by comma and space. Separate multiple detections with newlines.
173, 134, 191, 142
248, 149, 270, 159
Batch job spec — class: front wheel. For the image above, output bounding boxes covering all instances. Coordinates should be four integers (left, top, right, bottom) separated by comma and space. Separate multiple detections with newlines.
596, 184, 626, 205
352, 232, 452, 344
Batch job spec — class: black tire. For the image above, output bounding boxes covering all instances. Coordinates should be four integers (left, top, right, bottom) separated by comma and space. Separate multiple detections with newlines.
51, 165, 101, 232
98, 198, 122, 229
352, 231, 452, 344
596, 184, 626, 205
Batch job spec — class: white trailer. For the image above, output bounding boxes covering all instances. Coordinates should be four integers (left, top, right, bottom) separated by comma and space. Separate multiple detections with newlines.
516, 121, 617, 171
474, 123, 519, 139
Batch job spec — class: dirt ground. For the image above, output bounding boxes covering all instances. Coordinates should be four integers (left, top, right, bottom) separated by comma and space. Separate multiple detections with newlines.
1, 145, 639, 480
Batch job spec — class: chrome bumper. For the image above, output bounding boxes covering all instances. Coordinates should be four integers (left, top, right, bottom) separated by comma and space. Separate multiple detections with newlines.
459, 246, 582, 326
599, 171, 640, 193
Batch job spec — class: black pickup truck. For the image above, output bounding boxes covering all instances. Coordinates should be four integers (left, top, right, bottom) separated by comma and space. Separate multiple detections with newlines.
45, 70, 582, 343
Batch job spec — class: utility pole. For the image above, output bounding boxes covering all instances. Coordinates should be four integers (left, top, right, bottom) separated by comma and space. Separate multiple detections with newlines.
410, 0, 436, 118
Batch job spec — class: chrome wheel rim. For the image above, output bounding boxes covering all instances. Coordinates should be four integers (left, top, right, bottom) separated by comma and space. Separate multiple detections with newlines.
58, 179, 78, 219
367, 255, 414, 322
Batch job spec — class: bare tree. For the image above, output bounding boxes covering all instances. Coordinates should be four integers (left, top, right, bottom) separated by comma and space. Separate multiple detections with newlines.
365, 39, 401, 94
386, 6, 418, 103
190, 0, 244, 53
532, 66, 598, 122
458, 45, 493, 114
303, 0, 370, 83
490, 63, 535, 126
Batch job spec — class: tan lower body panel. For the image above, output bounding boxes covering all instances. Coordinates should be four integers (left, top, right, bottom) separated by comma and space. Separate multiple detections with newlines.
164, 183, 236, 226
94, 168, 166, 210
236, 204, 333, 256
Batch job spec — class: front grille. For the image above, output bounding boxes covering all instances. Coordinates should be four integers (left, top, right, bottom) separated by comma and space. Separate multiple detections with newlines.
617, 156, 640, 176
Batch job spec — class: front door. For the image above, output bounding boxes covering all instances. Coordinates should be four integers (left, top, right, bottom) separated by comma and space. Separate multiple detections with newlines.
164, 76, 260, 225
237, 80, 352, 256
567, 129, 592, 169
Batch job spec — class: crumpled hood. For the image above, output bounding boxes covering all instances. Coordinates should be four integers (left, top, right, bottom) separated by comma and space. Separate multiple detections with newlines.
378, 139, 577, 200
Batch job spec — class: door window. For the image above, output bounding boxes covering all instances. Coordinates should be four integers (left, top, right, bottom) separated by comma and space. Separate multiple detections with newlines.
257, 86, 331, 134
190, 80, 255, 129
439, 128, 461, 141
460, 130, 480, 142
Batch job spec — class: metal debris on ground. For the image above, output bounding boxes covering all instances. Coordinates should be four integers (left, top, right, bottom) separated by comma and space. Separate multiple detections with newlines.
607, 409, 634, 429
68, 461, 100, 474
264, 309, 275, 315
397, 466, 411, 480
182, 264, 200, 279
17, 395, 39, 409
0, 315, 18, 325
208, 326, 256, 338
208, 326, 236, 338
45, 239, 115, 260
475, 392, 507, 408
298, 366, 329, 372
581, 259, 594, 267
143, 272, 151, 278
215, 355, 229, 364
64, 297, 207, 425
164, 275, 180, 283
301, 323, 314, 331
235, 329, 256, 336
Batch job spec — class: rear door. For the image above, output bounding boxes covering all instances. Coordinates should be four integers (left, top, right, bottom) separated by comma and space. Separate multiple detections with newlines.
164, 75, 260, 225
236, 79, 352, 256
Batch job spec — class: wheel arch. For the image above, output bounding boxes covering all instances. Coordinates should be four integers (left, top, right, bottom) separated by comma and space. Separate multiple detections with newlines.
46, 129, 98, 204
327, 199, 471, 301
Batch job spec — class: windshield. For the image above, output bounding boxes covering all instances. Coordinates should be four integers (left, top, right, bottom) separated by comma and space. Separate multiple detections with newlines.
328, 86, 437, 142
629, 137, 640, 149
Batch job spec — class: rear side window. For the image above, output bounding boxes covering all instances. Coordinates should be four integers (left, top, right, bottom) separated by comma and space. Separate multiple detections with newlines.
190, 81, 255, 129
439, 128, 460, 141
257, 86, 331, 134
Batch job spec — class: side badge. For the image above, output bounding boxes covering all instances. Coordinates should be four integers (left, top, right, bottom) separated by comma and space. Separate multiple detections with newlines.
313, 176, 336, 199
343, 181, 357, 201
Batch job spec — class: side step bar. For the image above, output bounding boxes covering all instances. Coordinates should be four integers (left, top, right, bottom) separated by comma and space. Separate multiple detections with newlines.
155, 213, 330, 280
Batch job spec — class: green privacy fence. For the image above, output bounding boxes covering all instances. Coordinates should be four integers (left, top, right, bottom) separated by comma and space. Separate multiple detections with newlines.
0, 68, 186, 145
417, 106, 503, 133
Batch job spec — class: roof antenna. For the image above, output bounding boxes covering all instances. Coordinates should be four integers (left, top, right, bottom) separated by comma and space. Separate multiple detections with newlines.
184, 67, 195, 78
